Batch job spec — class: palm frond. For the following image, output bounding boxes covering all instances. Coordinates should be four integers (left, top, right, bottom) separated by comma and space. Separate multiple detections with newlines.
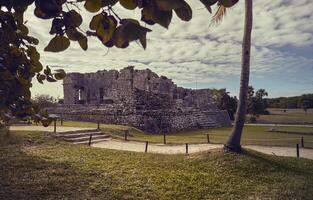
211, 5, 227, 25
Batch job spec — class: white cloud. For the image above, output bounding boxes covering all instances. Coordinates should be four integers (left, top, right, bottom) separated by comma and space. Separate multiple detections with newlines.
27, 0, 313, 98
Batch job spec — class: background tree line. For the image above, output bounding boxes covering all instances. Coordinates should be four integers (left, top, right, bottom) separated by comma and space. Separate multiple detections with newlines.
212, 86, 268, 121
266, 94, 313, 109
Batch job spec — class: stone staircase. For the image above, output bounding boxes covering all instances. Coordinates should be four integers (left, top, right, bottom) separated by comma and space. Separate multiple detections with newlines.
55, 129, 111, 145
193, 112, 218, 128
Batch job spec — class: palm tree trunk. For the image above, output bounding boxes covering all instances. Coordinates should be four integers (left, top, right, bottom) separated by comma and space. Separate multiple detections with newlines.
224, 0, 253, 152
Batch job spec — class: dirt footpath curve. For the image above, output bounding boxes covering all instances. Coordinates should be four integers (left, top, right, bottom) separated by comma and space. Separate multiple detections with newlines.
93, 140, 313, 160
9, 125, 313, 160
9, 126, 93, 133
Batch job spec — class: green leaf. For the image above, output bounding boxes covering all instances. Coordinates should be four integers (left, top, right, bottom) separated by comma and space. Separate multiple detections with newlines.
174, 1, 192, 21
140, 9, 155, 25
17, 76, 29, 85
50, 18, 64, 35
44, 35, 70, 52
103, 39, 114, 48
27, 46, 40, 61
78, 36, 88, 50
34, 1, 62, 20
218, 0, 238, 8
139, 33, 147, 49
44, 66, 51, 75
18, 24, 29, 35
46, 75, 57, 82
14, 9, 25, 25
113, 26, 129, 48
112, 19, 151, 49
200, 0, 218, 13
90, 14, 117, 44
24, 36, 39, 45
64, 10, 83, 28
89, 14, 102, 30
84, 0, 102, 13
119, 0, 137, 10
97, 15, 117, 43
120, 19, 151, 42
200, 0, 218, 6
31, 60, 43, 73
141, 5, 174, 28
155, 0, 185, 11
54, 69, 66, 80
55, 69, 66, 73
152, 9, 173, 29
36, 74, 46, 84
66, 29, 85, 41
101, 0, 118, 6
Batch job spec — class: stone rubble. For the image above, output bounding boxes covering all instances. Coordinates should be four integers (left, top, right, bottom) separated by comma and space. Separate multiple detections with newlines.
48, 66, 231, 133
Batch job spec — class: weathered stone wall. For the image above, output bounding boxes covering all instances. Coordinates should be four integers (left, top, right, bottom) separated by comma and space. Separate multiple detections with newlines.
48, 105, 230, 133
52, 66, 231, 133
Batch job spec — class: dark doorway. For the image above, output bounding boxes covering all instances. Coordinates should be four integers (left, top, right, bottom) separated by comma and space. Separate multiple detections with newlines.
87, 90, 90, 104
99, 88, 104, 103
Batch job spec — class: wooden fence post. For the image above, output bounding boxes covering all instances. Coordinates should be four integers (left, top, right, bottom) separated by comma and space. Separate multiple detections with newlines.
301, 137, 304, 148
145, 141, 148, 153
89, 134, 93, 146
207, 134, 210, 143
296, 144, 299, 158
53, 119, 57, 133
125, 130, 128, 141
186, 143, 189, 154
163, 132, 166, 144
97, 121, 100, 130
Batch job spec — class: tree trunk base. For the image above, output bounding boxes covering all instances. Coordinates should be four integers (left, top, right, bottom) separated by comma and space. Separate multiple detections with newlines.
223, 144, 242, 153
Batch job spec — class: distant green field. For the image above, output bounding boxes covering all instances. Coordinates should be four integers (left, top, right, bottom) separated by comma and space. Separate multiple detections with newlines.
61, 121, 313, 148
255, 108, 313, 124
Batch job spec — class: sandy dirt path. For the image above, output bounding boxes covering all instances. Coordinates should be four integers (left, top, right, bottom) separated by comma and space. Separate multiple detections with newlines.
93, 140, 313, 160
9, 125, 94, 133
93, 140, 223, 154
245, 145, 313, 159
9, 125, 313, 159
243, 123, 313, 128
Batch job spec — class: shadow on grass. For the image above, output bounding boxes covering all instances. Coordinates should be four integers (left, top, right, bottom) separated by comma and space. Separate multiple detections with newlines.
2, 149, 67, 199
0, 130, 123, 200
242, 148, 313, 176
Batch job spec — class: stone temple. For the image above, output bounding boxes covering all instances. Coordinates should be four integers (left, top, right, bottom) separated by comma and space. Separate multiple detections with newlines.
49, 66, 231, 133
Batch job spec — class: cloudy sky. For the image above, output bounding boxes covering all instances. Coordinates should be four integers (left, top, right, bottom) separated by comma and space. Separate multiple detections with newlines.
27, 0, 313, 99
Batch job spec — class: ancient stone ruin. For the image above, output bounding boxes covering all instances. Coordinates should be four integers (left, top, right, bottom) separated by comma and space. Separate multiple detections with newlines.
49, 66, 231, 133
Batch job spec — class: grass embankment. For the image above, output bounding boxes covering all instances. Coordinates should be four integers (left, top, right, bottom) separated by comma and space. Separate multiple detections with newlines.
62, 121, 313, 148
256, 108, 313, 124
1, 130, 313, 199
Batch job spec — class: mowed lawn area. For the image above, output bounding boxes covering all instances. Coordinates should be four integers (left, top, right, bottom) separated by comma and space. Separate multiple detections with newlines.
1, 129, 313, 199
255, 108, 313, 124
61, 121, 313, 148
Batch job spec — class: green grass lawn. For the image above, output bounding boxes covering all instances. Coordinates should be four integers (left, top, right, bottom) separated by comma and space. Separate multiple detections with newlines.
1, 129, 313, 199
256, 108, 313, 124
61, 121, 313, 148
